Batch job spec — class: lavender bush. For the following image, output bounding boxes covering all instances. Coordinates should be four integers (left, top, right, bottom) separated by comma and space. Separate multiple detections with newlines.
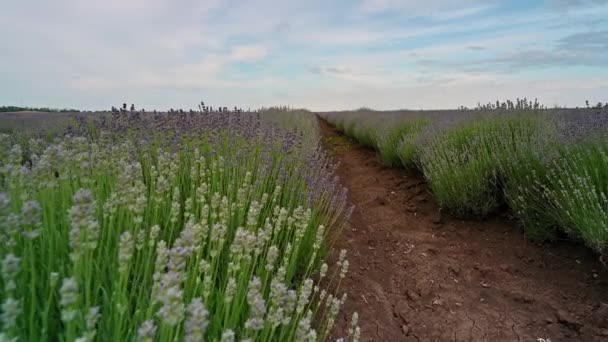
543, 136, 608, 252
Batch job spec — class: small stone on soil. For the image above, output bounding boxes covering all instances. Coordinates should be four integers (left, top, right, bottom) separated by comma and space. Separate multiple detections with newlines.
431, 211, 443, 224
406, 289, 420, 302
594, 303, 608, 328
375, 195, 386, 205
556, 309, 582, 330
511, 292, 535, 304
448, 265, 461, 275
499, 264, 511, 273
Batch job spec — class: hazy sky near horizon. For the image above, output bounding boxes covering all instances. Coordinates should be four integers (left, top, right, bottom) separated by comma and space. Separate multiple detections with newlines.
1, 0, 607, 111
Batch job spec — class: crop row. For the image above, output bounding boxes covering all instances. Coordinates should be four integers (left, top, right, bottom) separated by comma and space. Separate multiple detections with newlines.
323, 107, 608, 253
0, 110, 358, 341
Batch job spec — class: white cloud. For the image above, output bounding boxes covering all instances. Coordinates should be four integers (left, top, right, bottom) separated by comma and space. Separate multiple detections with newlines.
229, 45, 270, 62
357, 0, 488, 16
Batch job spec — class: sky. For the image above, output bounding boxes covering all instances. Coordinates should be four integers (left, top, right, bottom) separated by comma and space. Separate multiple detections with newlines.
1, 0, 607, 111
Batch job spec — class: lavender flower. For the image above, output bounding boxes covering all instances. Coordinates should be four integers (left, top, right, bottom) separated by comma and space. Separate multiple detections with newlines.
245, 277, 266, 331
1, 297, 21, 329
137, 320, 157, 342
59, 277, 79, 323
68, 189, 99, 261
184, 298, 209, 342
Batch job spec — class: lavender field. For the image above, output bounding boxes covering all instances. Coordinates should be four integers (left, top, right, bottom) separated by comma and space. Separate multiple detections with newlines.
0, 109, 358, 341
1, 101, 608, 341
322, 103, 608, 252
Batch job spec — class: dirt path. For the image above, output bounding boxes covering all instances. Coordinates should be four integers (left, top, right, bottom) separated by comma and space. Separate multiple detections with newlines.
319, 117, 608, 341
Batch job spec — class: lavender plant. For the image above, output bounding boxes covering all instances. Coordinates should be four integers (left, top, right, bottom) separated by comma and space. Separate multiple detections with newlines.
380, 118, 430, 168
419, 114, 556, 216
0, 110, 355, 341
543, 136, 608, 252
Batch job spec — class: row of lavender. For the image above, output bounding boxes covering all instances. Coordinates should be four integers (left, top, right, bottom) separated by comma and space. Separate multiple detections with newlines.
0, 109, 359, 341
322, 107, 608, 254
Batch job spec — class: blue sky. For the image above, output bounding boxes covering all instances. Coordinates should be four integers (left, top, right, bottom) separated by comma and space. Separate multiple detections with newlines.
1, 0, 607, 111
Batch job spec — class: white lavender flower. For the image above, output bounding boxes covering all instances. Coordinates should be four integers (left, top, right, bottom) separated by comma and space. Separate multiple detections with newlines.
170, 195, 181, 224
73, 306, 101, 342
324, 295, 343, 335
296, 279, 314, 315
267, 278, 288, 327
137, 320, 157, 342
245, 277, 266, 331
167, 245, 194, 276
20, 200, 42, 239
246, 201, 261, 229
338, 249, 347, 265
265, 245, 279, 271
1, 254, 20, 281
184, 298, 209, 342
224, 277, 237, 304
156, 285, 185, 326
198, 259, 211, 274
135, 229, 146, 250
59, 277, 79, 323
209, 223, 228, 258
118, 231, 134, 274
220, 329, 235, 342
152, 241, 168, 294
353, 327, 361, 342
3, 214, 20, 247
1, 297, 21, 328
313, 225, 325, 249
68, 189, 100, 261
296, 310, 317, 342
319, 263, 328, 279
282, 289, 297, 325
149, 225, 160, 247
218, 196, 230, 224
319, 289, 327, 302
86, 306, 101, 330
230, 227, 256, 264
339, 260, 350, 279
255, 220, 272, 255
348, 312, 359, 337
0, 193, 9, 215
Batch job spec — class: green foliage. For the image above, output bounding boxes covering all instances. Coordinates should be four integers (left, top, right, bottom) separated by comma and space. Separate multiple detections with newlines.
499, 149, 558, 240
420, 115, 557, 217
544, 137, 608, 252
378, 119, 430, 168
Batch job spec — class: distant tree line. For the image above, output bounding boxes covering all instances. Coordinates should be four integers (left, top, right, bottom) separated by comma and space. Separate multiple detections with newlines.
458, 98, 546, 111
0, 106, 80, 113
111, 101, 250, 115
459, 98, 608, 113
